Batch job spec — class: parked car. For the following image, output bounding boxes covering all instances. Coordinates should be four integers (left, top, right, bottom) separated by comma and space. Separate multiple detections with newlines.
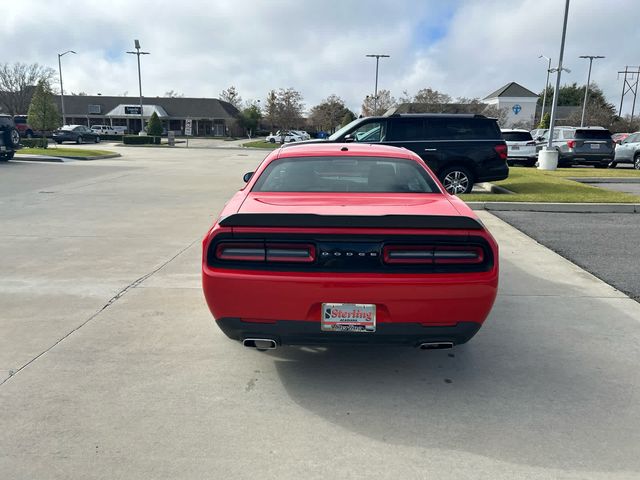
286, 113, 509, 194
530, 128, 548, 140
13, 115, 36, 138
265, 131, 303, 143
536, 127, 615, 168
91, 125, 119, 135
52, 125, 101, 144
501, 129, 538, 167
291, 130, 311, 140
0, 114, 20, 161
612, 131, 640, 169
202, 143, 499, 350
612, 132, 631, 145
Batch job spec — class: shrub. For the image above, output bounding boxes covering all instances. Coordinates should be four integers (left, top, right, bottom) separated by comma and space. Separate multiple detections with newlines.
146, 112, 163, 136
123, 135, 161, 145
99, 134, 124, 141
20, 138, 48, 148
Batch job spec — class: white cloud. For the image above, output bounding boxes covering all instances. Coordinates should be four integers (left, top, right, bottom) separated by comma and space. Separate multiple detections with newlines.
1, 0, 638, 115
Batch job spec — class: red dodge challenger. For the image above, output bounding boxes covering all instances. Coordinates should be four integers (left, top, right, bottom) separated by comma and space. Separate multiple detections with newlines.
202, 143, 498, 350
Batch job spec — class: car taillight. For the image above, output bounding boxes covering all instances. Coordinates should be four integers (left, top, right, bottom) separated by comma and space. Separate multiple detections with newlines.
215, 242, 315, 263
567, 140, 576, 149
494, 144, 508, 160
383, 245, 484, 265
526, 141, 536, 146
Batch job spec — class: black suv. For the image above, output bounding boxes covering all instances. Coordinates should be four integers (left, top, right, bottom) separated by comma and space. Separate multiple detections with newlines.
300, 114, 509, 194
0, 115, 20, 161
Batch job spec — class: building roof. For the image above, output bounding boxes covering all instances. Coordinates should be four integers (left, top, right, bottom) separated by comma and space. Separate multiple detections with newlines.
53, 95, 240, 119
484, 82, 539, 100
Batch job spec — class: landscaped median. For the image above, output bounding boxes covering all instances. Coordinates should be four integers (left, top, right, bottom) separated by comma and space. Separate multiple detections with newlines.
242, 140, 280, 149
460, 168, 640, 204
16, 147, 119, 160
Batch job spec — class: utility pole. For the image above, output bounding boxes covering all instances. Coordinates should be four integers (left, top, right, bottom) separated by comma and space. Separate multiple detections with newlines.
579, 55, 604, 127
127, 40, 150, 133
538, 55, 552, 125
365, 54, 390, 114
618, 66, 640, 123
57, 50, 76, 125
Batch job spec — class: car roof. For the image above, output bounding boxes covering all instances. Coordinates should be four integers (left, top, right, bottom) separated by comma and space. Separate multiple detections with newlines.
271, 142, 417, 161
379, 113, 489, 119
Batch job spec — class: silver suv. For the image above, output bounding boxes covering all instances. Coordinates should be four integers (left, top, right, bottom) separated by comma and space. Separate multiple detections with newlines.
612, 131, 640, 169
0, 115, 20, 161
537, 126, 615, 168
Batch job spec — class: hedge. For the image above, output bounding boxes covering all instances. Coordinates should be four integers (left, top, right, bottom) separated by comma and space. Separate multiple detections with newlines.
20, 138, 49, 148
122, 135, 161, 145
99, 134, 125, 141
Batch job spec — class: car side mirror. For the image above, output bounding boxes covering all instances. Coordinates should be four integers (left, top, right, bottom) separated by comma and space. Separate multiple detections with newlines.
243, 172, 254, 183
344, 133, 355, 143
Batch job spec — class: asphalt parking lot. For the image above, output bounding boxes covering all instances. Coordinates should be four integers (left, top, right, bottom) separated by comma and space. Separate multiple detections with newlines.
493, 211, 640, 301
1, 146, 640, 479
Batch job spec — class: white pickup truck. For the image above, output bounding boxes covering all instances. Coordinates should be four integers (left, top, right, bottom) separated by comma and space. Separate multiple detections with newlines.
91, 125, 128, 135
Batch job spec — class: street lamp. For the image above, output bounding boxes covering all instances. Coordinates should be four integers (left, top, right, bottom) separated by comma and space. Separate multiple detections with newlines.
58, 50, 76, 126
365, 54, 390, 114
538, 55, 552, 124
126, 39, 150, 133
579, 55, 605, 127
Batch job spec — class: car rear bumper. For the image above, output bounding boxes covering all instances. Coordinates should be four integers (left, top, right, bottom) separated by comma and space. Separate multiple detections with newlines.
215, 317, 482, 346
562, 152, 614, 164
475, 162, 509, 182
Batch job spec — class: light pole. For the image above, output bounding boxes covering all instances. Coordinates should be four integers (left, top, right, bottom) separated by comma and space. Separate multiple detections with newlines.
126, 40, 150, 133
366, 54, 390, 114
538, 55, 552, 125
57, 50, 76, 126
579, 55, 605, 127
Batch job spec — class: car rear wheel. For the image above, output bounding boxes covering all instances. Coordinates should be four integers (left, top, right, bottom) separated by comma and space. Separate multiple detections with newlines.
439, 166, 474, 195
269, 138, 275, 143
609, 161, 617, 168
94, 136, 100, 143
635, 154, 640, 170
76, 136, 83, 144
9, 127, 20, 148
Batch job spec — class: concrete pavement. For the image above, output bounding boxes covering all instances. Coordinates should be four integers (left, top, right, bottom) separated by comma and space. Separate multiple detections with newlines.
1, 146, 639, 479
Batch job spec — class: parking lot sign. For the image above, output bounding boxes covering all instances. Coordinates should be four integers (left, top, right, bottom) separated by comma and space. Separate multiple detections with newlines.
185, 118, 193, 136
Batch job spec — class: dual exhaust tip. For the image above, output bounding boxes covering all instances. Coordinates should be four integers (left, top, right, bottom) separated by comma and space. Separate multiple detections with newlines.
242, 338, 453, 350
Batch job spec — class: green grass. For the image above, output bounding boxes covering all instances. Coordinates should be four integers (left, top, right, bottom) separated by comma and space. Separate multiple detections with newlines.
242, 140, 280, 149
17, 147, 116, 158
459, 167, 640, 203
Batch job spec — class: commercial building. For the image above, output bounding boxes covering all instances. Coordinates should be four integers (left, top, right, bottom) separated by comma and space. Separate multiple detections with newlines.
53, 95, 241, 136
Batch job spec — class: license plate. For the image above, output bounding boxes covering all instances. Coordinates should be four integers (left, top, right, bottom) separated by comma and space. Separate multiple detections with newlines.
590, 143, 600, 149
511, 145, 520, 150
321, 303, 376, 333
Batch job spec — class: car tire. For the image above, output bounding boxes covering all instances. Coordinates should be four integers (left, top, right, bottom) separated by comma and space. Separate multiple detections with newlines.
55, 140, 62, 144
269, 138, 275, 143
439, 166, 474, 195
635, 154, 640, 170
95, 136, 100, 143
76, 136, 83, 144
9, 127, 20, 148
26, 130, 33, 139
609, 162, 617, 168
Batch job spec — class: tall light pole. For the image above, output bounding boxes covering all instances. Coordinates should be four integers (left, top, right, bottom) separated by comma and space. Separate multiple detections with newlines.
58, 50, 76, 126
538, 55, 552, 125
579, 55, 605, 127
366, 54, 390, 114
126, 40, 150, 133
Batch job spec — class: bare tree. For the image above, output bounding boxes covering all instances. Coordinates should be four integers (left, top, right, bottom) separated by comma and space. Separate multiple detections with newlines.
274, 87, 304, 130
264, 90, 278, 131
361, 89, 396, 116
0, 62, 55, 115
413, 88, 452, 105
219, 85, 243, 109
164, 90, 184, 98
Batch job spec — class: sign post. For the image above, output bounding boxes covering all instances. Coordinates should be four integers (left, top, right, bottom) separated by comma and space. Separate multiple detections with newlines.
185, 118, 192, 148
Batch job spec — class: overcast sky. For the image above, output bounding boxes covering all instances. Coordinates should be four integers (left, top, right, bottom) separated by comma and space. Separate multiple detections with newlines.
3, 0, 639, 114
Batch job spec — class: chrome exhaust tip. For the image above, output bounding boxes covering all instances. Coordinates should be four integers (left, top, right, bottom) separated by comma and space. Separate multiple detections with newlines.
242, 338, 277, 350
418, 342, 454, 350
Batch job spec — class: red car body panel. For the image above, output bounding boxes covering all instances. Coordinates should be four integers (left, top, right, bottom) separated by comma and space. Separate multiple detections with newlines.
202, 143, 499, 347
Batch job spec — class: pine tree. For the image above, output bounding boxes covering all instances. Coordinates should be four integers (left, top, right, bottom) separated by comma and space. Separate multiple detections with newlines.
27, 79, 59, 147
146, 112, 163, 136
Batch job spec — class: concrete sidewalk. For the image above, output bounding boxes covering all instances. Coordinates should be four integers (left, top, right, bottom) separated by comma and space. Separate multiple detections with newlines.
1, 150, 639, 479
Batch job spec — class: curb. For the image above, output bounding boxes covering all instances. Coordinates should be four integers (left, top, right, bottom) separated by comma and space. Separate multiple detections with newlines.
477, 182, 515, 195
467, 201, 640, 213
570, 177, 640, 184
14, 153, 121, 162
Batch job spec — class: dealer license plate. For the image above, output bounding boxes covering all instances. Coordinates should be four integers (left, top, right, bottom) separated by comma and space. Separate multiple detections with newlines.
511, 145, 520, 150
321, 303, 376, 333
590, 143, 600, 149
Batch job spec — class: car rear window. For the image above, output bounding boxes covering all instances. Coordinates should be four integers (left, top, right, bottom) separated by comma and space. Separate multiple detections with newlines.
502, 131, 533, 142
427, 118, 501, 140
252, 156, 440, 193
575, 129, 612, 140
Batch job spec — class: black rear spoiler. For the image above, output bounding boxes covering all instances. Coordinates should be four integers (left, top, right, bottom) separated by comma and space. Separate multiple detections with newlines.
219, 214, 482, 230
